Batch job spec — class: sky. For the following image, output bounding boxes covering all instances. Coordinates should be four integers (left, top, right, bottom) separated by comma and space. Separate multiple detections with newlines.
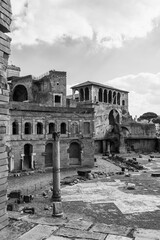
9, 0, 160, 117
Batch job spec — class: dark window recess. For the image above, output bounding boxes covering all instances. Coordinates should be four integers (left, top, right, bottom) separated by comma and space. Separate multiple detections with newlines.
37, 122, 43, 134
55, 95, 61, 103
25, 122, 32, 134
12, 122, 19, 135
61, 123, 66, 134
49, 123, 55, 134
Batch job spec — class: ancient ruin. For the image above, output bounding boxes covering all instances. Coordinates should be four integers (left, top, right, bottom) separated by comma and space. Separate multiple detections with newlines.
7, 69, 95, 172
71, 81, 157, 154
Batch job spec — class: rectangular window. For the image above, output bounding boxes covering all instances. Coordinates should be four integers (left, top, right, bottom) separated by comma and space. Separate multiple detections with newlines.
55, 95, 61, 103
84, 122, 90, 134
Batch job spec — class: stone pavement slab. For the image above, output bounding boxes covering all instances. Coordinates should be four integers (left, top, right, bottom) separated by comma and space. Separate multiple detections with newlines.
90, 223, 132, 236
18, 224, 58, 240
64, 219, 92, 230
106, 235, 133, 240
133, 228, 160, 239
23, 215, 68, 226
55, 227, 106, 240
46, 236, 71, 240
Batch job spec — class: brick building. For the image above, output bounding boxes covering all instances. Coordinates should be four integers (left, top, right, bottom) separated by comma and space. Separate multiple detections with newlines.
0, 0, 12, 230
7, 70, 95, 172
70, 81, 157, 154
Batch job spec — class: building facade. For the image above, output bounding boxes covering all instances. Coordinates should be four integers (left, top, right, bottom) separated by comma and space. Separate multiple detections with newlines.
70, 81, 157, 154
7, 71, 95, 172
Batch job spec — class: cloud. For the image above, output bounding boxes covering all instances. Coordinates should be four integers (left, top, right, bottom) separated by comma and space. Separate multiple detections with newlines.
10, 0, 160, 48
107, 72, 160, 117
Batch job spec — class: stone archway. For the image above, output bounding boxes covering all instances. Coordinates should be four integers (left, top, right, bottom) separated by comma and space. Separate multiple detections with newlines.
45, 143, 53, 167
13, 84, 28, 102
109, 109, 120, 125
69, 142, 81, 165
24, 144, 33, 169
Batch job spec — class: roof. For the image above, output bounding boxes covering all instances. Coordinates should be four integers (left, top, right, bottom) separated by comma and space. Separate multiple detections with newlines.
71, 81, 129, 93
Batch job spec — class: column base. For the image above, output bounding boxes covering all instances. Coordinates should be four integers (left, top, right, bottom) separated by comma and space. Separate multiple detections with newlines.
52, 202, 63, 217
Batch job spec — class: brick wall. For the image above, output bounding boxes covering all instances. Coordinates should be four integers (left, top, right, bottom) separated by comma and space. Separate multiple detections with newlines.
0, 0, 12, 230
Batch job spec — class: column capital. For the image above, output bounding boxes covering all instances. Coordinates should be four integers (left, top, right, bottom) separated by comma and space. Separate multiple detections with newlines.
52, 132, 60, 141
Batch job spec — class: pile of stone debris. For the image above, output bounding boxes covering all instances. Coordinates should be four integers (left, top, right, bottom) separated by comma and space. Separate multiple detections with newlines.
60, 169, 115, 186
103, 155, 144, 171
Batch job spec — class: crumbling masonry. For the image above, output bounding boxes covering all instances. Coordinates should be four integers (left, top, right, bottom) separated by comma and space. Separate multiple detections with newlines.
0, 0, 12, 230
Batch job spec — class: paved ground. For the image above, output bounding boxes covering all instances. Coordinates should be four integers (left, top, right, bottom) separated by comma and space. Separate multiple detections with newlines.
2, 153, 160, 240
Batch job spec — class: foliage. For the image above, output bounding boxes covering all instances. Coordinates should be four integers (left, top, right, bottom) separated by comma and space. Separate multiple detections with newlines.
137, 112, 158, 122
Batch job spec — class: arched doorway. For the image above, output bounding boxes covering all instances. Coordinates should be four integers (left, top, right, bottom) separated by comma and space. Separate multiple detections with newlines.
45, 143, 53, 167
13, 85, 28, 102
109, 109, 120, 125
24, 144, 33, 169
69, 142, 81, 165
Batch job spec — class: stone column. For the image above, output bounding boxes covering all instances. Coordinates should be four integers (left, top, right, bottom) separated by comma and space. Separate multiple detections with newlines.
68, 120, 71, 137
21, 154, 25, 170
106, 141, 110, 154
52, 132, 63, 217
9, 155, 14, 172
103, 140, 106, 154
72, 89, 75, 100
31, 153, 36, 169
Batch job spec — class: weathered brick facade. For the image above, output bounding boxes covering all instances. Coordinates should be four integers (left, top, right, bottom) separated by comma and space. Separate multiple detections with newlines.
7, 72, 95, 171
0, 0, 12, 230
70, 81, 157, 154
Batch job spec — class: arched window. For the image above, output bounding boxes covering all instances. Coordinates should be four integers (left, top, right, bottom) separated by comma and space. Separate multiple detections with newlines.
13, 85, 28, 102
104, 89, 107, 103
80, 88, 84, 101
24, 122, 32, 134
109, 109, 120, 125
49, 123, 55, 134
122, 100, 125, 106
85, 87, 89, 101
12, 121, 19, 135
117, 92, 120, 105
37, 122, 43, 134
108, 90, 112, 103
113, 91, 116, 104
98, 88, 102, 102
61, 122, 66, 134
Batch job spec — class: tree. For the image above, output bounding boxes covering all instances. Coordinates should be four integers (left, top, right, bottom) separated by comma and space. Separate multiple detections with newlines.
137, 112, 158, 123
152, 117, 160, 124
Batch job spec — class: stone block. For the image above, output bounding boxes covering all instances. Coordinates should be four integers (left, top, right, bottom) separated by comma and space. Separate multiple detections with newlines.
127, 183, 135, 190
133, 228, 160, 239
52, 202, 63, 217
55, 227, 106, 240
106, 235, 132, 240
18, 224, 58, 240
46, 236, 70, 240
65, 220, 92, 231
90, 223, 132, 236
